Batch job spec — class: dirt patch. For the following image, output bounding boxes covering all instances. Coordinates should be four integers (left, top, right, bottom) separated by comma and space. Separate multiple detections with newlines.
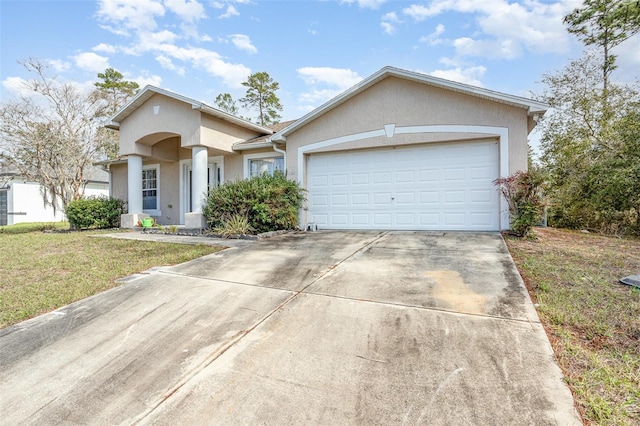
427, 270, 487, 315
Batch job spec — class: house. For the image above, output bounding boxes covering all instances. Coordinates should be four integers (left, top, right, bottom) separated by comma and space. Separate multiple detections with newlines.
106, 66, 547, 231
0, 165, 109, 226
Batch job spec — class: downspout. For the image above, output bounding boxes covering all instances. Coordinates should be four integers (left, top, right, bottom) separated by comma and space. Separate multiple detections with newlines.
269, 137, 287, 175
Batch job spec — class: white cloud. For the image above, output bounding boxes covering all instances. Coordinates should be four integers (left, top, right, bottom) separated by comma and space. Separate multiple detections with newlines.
73, 52, 110, 73
399, 0, 580, 59
2, 76, 33, 98
48, 59, 72, 72
611, 33, 640, 83
419, 24, 445, 45
340, 0, 387, 9
164, 0, 206, 23
218, 5, 239, 19
96, 0, 165, 35
298, 88, 344, 105
229, 34, 257, 54
155, 44, 250, 87
155, 55, 186, 75
429, 65, 487, 86
93, 0, 251, 88
381, 12, 400, 35
297, 67, 362, 90
296, 67, 363, 112
132, 71, 163, 88
92, 43, 118, 54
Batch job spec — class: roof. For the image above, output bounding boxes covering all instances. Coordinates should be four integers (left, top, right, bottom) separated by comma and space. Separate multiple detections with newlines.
106, 85, 273, 135
233, 120, 297, 150
272, 66, 549, 143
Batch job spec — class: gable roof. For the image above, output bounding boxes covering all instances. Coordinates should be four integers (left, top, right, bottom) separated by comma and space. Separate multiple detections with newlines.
271, 66, 548, 143
105, 85, 273, 135
233, 120, 297, 151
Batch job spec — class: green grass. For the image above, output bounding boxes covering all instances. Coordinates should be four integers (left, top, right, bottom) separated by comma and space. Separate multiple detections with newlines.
506, 228, 640, 425
0, 221, 70, 234
0, 228, 223, 328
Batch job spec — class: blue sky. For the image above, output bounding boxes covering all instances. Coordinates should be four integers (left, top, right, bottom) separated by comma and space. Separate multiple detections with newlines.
1, 0, 639, 124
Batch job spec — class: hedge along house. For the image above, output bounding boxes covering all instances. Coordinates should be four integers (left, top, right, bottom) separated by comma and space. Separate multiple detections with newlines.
107, 66, 547, 231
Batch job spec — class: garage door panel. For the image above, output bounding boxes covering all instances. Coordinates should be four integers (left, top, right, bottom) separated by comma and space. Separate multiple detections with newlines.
373, 193, 392, 205
351, 173, 369, 185
373, 172, 391, 184
419, 170, 439, 182
307, 141, 499, 230
395, 192, 414, 204
420, 191, 439, 204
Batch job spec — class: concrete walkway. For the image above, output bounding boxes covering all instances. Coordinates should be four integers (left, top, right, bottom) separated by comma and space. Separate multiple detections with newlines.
0, 231, 581, 425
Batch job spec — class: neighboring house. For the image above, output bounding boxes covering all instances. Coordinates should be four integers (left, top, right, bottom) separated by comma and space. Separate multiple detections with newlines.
106, 66, 547, 231
0, 168, 109, 226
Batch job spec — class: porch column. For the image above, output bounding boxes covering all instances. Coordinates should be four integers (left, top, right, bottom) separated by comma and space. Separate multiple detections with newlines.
185, 146, 208, 229
121, 154, 143, 228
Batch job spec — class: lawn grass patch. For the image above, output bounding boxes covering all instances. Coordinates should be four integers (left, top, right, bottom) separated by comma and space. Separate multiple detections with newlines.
0, 221, 70, 234
0, 230, 223, 328
505, 228, 640, 425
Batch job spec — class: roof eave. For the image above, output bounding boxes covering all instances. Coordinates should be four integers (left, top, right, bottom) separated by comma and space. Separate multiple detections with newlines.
107, 85, 274, 135
274, 66, 549, 139
232, 141, 275, 151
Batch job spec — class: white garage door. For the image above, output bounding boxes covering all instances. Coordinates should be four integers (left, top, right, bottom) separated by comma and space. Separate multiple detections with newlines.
307, 140, 500, 231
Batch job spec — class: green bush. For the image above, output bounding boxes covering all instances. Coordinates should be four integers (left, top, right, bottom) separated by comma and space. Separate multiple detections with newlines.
202, 172, 304, 234
65, 196, 125, 229
494, 171, 545, 237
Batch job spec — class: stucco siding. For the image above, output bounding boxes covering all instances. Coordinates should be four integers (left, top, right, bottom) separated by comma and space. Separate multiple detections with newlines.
223, 153, 244, 182
284, 76, 530, 176
119, 94, 200, 156
200, 116, 263, 153
110, 164, 128, 204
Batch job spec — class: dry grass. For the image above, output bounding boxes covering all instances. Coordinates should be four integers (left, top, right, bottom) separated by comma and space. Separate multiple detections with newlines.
0, 229, 223, 328
505, 228, 640, 425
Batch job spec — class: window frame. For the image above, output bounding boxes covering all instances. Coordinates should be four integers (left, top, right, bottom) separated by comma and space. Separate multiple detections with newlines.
142, 164, 161, 216
244, 152, 285, 179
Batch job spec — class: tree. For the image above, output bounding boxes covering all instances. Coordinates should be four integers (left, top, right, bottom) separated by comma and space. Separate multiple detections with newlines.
94, 68, 140, 159
0, 59, 114, 213
564, 0, 640, 95
214, 93, 239, 116
536, 51, 640, 234
94, 68, 139, 115
240, 72, 283, 126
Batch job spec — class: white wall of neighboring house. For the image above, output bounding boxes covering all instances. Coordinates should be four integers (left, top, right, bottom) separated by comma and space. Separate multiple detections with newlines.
1, 178, 109, 226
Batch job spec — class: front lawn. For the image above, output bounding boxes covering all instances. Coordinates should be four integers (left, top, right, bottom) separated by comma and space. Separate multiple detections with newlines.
506, 228, 640, 425
0, 228, 222, 328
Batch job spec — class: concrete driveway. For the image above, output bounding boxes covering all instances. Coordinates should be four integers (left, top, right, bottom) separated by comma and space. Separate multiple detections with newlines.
0, 231, 581, 425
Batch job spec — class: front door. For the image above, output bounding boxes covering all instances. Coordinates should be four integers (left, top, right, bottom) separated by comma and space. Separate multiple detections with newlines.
185, 161, 221, 213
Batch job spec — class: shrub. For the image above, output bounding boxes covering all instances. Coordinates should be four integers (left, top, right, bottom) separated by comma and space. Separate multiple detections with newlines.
494, 171, 545, 237
214, 214, 254, 238
65, 196, 125, 229
202, 172, 304, 234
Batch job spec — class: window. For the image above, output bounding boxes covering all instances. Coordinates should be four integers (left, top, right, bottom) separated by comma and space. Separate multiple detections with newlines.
142, 165, 159, 213
249, 156, 284, 178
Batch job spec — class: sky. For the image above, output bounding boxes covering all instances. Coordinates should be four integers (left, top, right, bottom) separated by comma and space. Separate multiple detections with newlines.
1, 0, 639, 126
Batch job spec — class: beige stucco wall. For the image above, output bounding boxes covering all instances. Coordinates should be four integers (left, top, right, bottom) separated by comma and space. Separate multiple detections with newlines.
110, 163, 128, 203
119, 94, 201, 156
200, 116, 263, 154
284, 76, 530, 177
